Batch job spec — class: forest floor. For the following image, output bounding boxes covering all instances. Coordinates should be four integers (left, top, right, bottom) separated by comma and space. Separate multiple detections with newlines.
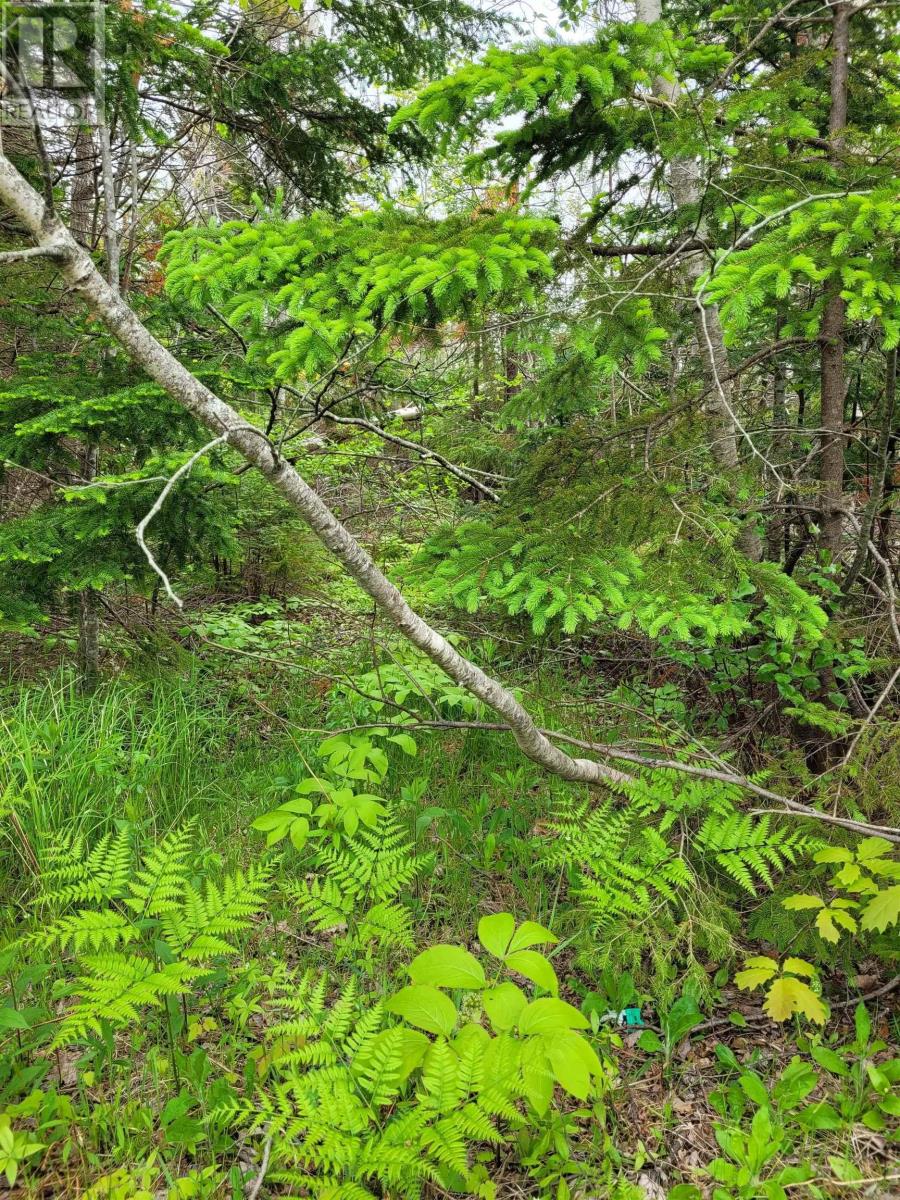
1, 591, 898, 1199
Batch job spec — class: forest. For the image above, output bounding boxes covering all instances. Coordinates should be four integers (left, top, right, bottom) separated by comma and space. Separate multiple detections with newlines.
0, 0, 898, 1196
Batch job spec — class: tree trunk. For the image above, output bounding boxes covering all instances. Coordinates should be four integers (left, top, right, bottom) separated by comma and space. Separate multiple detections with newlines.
844, 348, 897, 587
818, 1, 851, 561
766, 315, 789, 561
69, 127, 96, 248
70, 126, 102, 688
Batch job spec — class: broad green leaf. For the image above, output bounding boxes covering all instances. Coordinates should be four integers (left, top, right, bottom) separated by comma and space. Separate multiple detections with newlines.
477, 912, 515, 958
386, 733, 417, 756
782, 894, 824, 911
387, 985, 458, 1036
773, 1058, 818, 1107
797, 1101, 843, 1131
507, 919, 558, 953
520, 1035, 553, 1114
856, 837, 892, 861
638, 1029, 663, 1053
407, 945, 485, 989
546, 1031, 592, 1099
663, 996, 703, 1046
518, 997, 588, 1035
504, 949, 558, 996
814, 847, 852, 864
828, 1156, 863, 1183
482, 982, 527, 1033
0, 1008, 30, 1031
811, 1045, 849, 1076
739, 1072, 769, 1106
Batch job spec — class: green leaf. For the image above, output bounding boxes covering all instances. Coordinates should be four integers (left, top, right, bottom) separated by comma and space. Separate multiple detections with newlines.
814, 847, 852, 864
662, 996, 702, 1046
518, 997, 588, 1035
386, 733, 417, 756
504, 949, 559, 995
477, 912, 516, 958
482, 982, 527, 1033
739, 1072, 769, 1106
811, 1045, 849, 1076
637, 1029, 663, 1053
546, 1031, 593, 1098
782, 894, 824, 910
520, 1035, 553, 1114
0, 1008, 30, 1031
797, 1101, 843, 1131
854, 1002, 872, 1048
387, 985, 458, 1036
508, 919, 558, 953
856, 837, 892, 861
860, 885, 900, 932
407, 945, 485, 989
828, 1156, 863, 1184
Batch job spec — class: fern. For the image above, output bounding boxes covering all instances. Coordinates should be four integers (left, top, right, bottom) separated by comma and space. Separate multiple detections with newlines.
695, 810, 819, 896
546, 798, 694, 931
236, 968, 553, 1196
289, 817, 427, 953
41, 827, 132, 905
159, 863, 271, 959
32, 823, 271, 1045
56, 956, 202, 1046
123, 821, 195, 917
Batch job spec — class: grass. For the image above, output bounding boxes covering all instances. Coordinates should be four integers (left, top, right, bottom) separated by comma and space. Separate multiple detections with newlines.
1, 646, 897, 1199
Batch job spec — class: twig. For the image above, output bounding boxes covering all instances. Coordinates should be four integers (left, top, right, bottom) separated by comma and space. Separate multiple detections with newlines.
135, 435, 230, 608
246, 1134, 272, 1200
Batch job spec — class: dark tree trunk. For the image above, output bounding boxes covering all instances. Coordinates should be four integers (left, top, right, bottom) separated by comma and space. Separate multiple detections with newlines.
818, 1, 851, 560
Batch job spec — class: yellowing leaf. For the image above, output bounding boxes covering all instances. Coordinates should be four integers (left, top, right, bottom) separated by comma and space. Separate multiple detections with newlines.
783, 957, 816, 978
815, 909, 841, 944
735, 966, 777, 991
783, 894, 824, 911
763, 977, 827, 1025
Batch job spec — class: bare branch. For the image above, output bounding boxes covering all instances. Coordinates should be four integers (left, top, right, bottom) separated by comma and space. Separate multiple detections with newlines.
584, 237, 711, 259
0, 243, 66, 266
320, 411, 502, 501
